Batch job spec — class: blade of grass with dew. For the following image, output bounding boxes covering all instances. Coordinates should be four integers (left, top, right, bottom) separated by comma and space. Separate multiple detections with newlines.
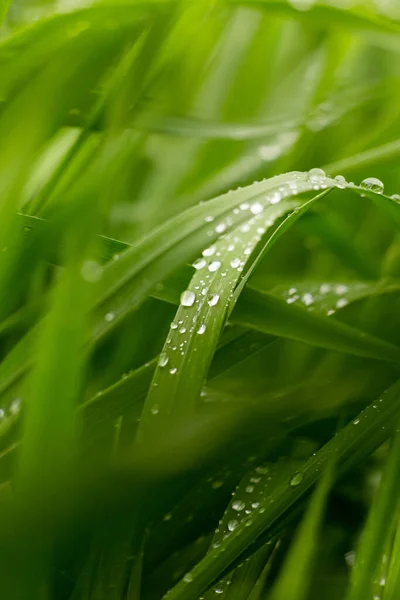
0, 173, 330, 405
137, 197, 301, 435
268, 454, 335, 600
162, 378, 400, 600
346, 421, 400, 600
201, 459, 299, 600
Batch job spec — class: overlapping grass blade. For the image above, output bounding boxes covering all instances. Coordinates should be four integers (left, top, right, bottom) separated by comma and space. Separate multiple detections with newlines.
163, 379, 400, 600
346, 424, 400, 600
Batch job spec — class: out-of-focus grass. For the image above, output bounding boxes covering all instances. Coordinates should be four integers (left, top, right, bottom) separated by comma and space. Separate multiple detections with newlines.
1, 1, 400, 599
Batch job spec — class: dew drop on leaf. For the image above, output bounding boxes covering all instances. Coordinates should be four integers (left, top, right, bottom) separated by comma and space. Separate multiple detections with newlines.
203, 245, 216, 257
361, 177, 384, 194
250, 202, 263, 215
308, 167, 326, 183
334, 174, 346, 188
209, 260, 221, 272
159, 353, 169, 367
197, 324, 206, 335
105, 312, 115, 322
232, 500, 245, 511
183, 572, 193, 583
227, 519, 239, 531
180, 290, 196, 307
336, 298, 348, 309
290, 472, 303, 486
230, 258, 241, 269
208, 294, 220, 306
193, 258, 207, 270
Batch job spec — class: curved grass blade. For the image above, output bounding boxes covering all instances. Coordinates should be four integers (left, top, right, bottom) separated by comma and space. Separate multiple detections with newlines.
234, 287, 400, 364
138, 195, 301, 437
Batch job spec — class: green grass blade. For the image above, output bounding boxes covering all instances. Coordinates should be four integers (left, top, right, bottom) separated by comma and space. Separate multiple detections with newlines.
162, 379, 400, 600
346, 425, 400, 600
268, 458, 335, 600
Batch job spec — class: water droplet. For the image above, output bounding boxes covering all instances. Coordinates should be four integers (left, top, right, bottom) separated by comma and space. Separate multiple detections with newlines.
232, 500, 245, 511
290, 472, 303, 486
320, 283, 331, 294
245, 485, 254, 493
214, 585, 224, 594
353, 418, 360, 425
255, 465, 269, 474
9, 398, 21, 415
163, 513, 172, 521
183, 573, 193, 583
215, 223, 226, 234
302, 293, 313, 306
81, 260, 102, 282
251, 502, 260, 509
105, 312, 115, 322
193, 258, 206, 270
250, 202, 263, 215
335, 284, 348, 295
334, 174, 346, 188
336, 298, 348, 309
227, 244, 235, 252
208, 294, 220, 307
361, 177, 384, 194
169, 367, 177, 375
270, 191, 280, 204
203, 245, 216, 257
209, 261, 221, 272
345, 550, 356, 567
205, 215, 214, 222
309, 167, 326, 183
171, 322, 178, 330
159, 353, 169, 367
391, 194, 400, 202
244, 247, 252, 256
239, 203, 249, 211
197, 324, 206, 335
181, 290, 196, 307
227, 519, 239, 531
151, 404, 159, 415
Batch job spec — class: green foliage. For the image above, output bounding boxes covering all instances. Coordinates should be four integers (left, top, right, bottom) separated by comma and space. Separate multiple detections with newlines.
1, 1, 400, 600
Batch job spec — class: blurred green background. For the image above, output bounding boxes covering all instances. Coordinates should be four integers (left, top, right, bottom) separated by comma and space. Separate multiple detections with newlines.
1, 1, 400, 600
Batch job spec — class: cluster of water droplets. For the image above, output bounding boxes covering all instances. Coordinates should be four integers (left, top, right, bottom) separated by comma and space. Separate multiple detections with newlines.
282, 282, 358, 315
147, 172, 347, 417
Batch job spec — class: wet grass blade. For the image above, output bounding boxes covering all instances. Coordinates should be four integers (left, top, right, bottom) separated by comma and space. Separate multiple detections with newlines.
346, 424, 400, 600
163, 379, 400, 600
268, 457, 335, 600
